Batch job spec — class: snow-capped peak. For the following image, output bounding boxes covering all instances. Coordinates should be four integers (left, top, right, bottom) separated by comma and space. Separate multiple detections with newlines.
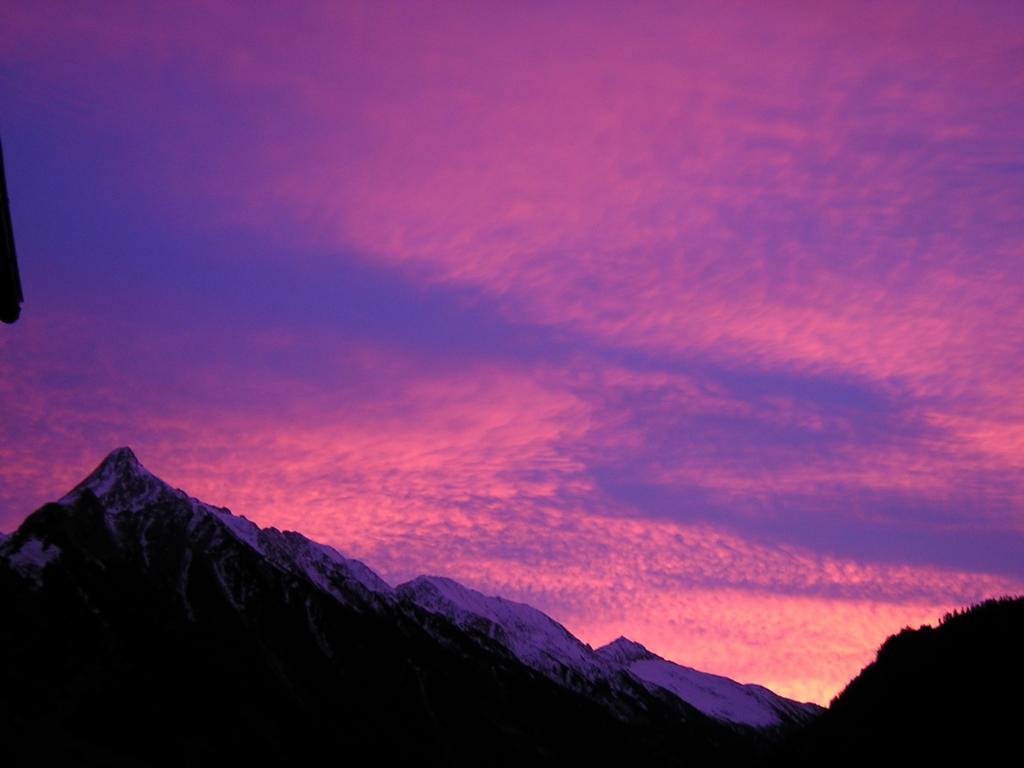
81, 446, 148, 485
59, 446, 177, 513
596, 636, 658, 665
0, 535, 61, 586
58, 446, 261, 543
52, 448, 393, 605
396, 575, 611, 684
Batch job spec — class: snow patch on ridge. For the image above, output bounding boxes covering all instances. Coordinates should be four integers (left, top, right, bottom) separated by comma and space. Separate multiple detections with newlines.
397, 575, 610, 682
311, 540, 393, 595
259, 529, 393, 598
2, 537, 62, 585
397, 577, 823, 725
596, 637, 823, 726
208, 505, 264, 554
629, 659, 789, 726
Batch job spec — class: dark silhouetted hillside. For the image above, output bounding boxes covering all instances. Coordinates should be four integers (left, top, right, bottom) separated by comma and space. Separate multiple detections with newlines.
782, 595, 1024, 763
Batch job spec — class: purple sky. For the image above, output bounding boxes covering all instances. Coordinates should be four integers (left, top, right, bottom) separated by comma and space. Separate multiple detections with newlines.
1, 1, 1023, 702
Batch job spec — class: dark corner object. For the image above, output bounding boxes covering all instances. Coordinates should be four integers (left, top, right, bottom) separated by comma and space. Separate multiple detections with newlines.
0, 134, 24, 324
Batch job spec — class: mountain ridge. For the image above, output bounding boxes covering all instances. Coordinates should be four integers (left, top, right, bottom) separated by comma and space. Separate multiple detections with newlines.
3, 447, 1021, 764
2, 446, 817, 726
5, 446, 774, 766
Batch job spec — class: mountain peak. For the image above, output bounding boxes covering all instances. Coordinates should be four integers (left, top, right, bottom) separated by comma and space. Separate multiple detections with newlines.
596, 636, 659, 664
99, 446, 144, 474
59, 446, 174, 513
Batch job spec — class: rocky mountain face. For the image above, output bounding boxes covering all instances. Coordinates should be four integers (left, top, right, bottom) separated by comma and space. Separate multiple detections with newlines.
0, 448, 811, 766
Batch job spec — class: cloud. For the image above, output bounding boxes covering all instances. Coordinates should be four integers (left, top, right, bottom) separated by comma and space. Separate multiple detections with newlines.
4, 308, 1022, 705
2, 0, 1023, 703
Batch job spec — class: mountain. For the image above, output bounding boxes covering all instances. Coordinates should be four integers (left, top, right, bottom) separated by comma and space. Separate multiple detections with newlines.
396, 576, 821, 727
596, 638, 820, 728
55, 447, 394, 602
396, 575, 614, 686
783, 595, 1024, 763
8, 447, 1017, 764
0, 447, 803, 766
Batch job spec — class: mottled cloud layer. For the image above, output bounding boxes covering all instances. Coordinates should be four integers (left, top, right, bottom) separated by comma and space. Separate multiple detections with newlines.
2, 1, 1022, 702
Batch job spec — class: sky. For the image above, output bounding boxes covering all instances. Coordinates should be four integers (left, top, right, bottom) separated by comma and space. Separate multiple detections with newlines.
1, 1, 1023, 704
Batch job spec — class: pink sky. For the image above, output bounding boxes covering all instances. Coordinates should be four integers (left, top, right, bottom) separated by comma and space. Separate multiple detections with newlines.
2, 1, 1023, 703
